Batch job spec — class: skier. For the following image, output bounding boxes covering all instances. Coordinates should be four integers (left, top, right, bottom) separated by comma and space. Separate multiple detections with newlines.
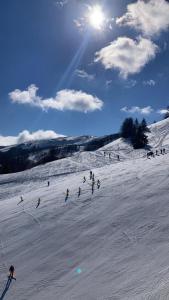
90, 171, 92, 180
78, 187, 81, 198
109, 153, 111, 159
17, 196, 24, 205
163, 148, 166, 154
92, 181, 95, 194
9, 265, 16, 280
65, 189, 69, 202
117, 155, 120, 161
83, 176, 86, 183
92, 173, 95, 182
97, 180, 101, 189
48, 181, 50, 187
160, 149, 163, 154
36, 198, 41, 208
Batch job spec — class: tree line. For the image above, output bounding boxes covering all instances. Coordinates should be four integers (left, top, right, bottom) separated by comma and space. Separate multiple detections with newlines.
120, 118, 150, 149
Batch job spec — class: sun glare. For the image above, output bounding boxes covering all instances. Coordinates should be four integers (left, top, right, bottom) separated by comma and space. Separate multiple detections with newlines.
88, 5, 105, 30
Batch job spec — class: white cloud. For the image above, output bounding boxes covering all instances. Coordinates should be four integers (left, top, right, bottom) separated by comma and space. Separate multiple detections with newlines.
55, 0, 68, 8
157, 109, 168, 114
0, 130, 65, 146
121, 106, 154, 115
116, 0, 169, 37
143, 79, 156, 86
75, 69, 95, 81
95, 36, 158, 78
9, 85, 103, 113
125, 79, 137, 88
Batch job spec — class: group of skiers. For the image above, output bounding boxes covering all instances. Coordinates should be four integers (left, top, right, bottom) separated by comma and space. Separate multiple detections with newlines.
65, 170, 101, 202
103, 151, 120, 161
147, 148, 166, 158
17, 196, 41, 208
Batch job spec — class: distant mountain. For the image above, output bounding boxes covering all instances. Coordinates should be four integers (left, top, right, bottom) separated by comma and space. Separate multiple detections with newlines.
0, 133, 119, 174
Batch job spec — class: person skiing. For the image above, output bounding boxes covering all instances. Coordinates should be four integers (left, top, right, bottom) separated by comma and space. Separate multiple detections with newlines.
90, 171, 92, 180
48, 181, 50, 187
92, 181, 95, 194
17, 196, 24, 205
97, 180, 101, 189
160, 149, 163, 154
117, 155, 120, 161
92, 173, 95, 182
78, 187, 81, 198
109, 153, 111, 159
83, 176, 86, 183
163, 148, 166, 154
36, 198, 41, 208
9, 265, 16, 280
65, 189, 69, 202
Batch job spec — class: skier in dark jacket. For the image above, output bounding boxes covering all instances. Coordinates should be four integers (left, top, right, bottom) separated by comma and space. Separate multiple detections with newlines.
90, 171, 92, 180
83, 176, 86, 183
65, 189, 69, 202
36, 198, 41, 208
9, 265, 16, 280
78, 187, 81, 198
17, 196, 24, 205
97, 180, 101, 189
48, 181, 50, 187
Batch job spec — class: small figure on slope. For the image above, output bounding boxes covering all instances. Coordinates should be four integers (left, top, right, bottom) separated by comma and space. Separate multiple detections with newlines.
97, 180, 101, 189
9, 265, 16, 280
90, 171, 92, 180
78, 187, 81, 198
17, 196, 24, 205
48, 181, 50, 187
65, 189, 69, 202
36, 198, 41, 208
83, 176, 86, 183
92, 181, 95, 194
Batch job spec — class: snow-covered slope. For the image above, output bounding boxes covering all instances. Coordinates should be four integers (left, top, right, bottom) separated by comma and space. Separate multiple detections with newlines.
0, 119, 169, 299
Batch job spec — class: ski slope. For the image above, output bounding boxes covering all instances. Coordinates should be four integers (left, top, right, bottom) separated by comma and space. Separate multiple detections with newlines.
0, 119, 169, 299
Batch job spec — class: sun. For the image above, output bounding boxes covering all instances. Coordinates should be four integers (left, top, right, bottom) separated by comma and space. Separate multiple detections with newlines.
88, 5, 105, 30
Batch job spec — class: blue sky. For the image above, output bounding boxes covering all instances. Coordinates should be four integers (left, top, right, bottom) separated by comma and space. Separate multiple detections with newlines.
0, 0, 169, 145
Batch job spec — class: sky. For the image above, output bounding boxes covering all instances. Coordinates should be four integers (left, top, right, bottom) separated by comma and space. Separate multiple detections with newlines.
0, 0, 169, 145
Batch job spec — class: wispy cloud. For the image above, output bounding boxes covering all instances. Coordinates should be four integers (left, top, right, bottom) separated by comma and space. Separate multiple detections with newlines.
95, 37, 158, 78
143, 79, 156, 86
54, 0, 68, 8
0, 130, 65, 146
116, 0, 169, 37
9, 85, 103, 113
157, 109, 168, 115
121, 106, 154, 115
124, 79, 137, 89
75, 69, 95, 81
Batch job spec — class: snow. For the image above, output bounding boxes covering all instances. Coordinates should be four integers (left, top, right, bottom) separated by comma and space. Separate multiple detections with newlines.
0, 119, 169, 299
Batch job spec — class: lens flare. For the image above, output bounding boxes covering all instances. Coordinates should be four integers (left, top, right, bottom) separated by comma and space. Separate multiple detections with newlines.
88, 5, 105, 30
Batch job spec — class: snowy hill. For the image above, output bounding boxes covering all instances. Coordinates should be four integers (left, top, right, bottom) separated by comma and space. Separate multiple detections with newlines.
0, 134, 119, 174
0, 119, 169, 299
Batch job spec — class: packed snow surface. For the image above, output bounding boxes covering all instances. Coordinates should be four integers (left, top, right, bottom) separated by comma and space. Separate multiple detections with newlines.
0, 119, 169, 299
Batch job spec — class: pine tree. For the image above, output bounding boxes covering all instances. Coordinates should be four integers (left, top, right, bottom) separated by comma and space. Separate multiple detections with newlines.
120, 117, 149, 149
140, 118, 150, 132
120, 118, 134, 139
